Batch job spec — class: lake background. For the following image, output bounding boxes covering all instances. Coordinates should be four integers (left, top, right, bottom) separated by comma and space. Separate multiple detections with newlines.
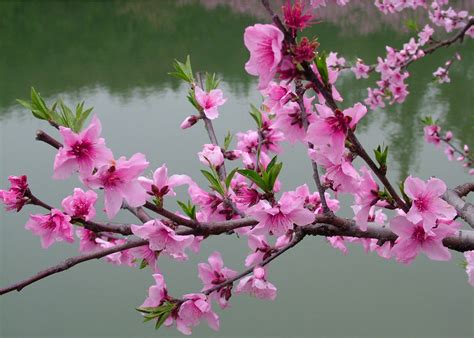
1, 1, 473, 337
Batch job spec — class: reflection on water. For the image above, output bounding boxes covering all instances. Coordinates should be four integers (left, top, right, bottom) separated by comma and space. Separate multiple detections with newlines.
1, 1, 473, 337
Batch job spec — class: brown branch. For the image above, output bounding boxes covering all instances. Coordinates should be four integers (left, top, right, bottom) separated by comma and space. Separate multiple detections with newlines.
0, 238, 148, 295
36, 129, 62, 149
442, 183, 474, 228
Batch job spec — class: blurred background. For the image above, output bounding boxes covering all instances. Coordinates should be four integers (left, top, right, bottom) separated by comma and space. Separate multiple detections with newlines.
1, 0, 473, 337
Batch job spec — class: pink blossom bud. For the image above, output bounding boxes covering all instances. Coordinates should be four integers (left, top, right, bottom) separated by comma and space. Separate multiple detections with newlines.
180, 115, 199, 129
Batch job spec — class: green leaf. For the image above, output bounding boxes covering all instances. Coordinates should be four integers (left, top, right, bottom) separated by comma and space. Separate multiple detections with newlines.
405, 19, 419, 32
205, 72, 220, 91
225, 167, 239, 190
249, 104, 263, 128
201, 169, 225, 196
315, 52, 329, 86
139, 259, 149, 270
374, 144, 388, 168
238, 169, 268, 191
267, 162, 283, 191
169, 55, 194, 83
155, 311, 171, 330
266, 155, 278, 172
223, 131, 233, 151
177, 200, 197, 220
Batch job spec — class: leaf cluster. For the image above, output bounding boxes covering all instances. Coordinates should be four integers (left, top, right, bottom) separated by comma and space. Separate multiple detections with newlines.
238, 156, 282, 194
18, 87, 93, 132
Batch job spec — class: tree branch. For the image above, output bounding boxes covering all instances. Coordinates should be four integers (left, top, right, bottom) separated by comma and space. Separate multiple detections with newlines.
443, 183, 474, 228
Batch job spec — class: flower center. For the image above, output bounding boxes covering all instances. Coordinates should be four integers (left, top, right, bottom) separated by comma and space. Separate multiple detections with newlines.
70, 141, 92, 159
326, 109, 351, 134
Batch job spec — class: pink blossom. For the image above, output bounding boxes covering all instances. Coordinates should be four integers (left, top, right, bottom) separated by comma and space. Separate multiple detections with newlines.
0, 175, 29, 212
424, 124, 441, 146
464, 251, 474, 286
131, 245, 160, 272
247, 191, 314, 236
198, 144, 225, 168
306, 103, 367, 155
261, 81, 292, 111
140, 274, 170, 308
404, 176, 457, 231
61, 188, 97, 221
176, 293, 219, 335
295, 184, 340, 214
327, 236, 348, 255
180, 115, 199, 129
244, 24, 284, 90
418, 25, 434, 45
84, 153, 149, 219
309, 145, 360, 193
95, 237, 134, 266
351, 58, 370, 79
236, 266, 277, 300
198, 251, 237, 308
139, 164, 192, 199
273, 97, 316, 144
194, 86, 226, 120
282, 0, 313, 31
390, 215, 460, 264
53, 116, 113, 179
76, 227, 101, 253
351, 167, 379, 231
245, 234, 273, 267
131, 220, 194, 260
433, 67, 450, 83
25, 209, 74, 248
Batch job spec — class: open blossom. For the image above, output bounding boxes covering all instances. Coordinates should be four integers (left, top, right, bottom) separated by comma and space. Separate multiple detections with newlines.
194, 86, 226, 120
175, 293, 219, 335
306, 103, 367, 156
236, 266, 277, 300
140, 274, 170, 308
76, 228, 101, 253
198, 251, 237, 308
25, 209, 73, 248
95, 237, 134, 266
261, 81, 292, 111
424, 124, 441, 146
390, 215, 460, 264
464, 251, 474, 286
139, 164, 192, 199
244, 24, 284, 90
53, 116, 113, 179
84, 153, 149, 219
273, 96, 316, 144
351, 58, 370, 79
0, 175, 29, 212
351, 167, 379, 231
404, 176, 456, 231
61, 188, 97, 221
247, 191, 315, 236
131, 220, 194, 260
418, 25, 434, 45
294, 184, 340, 214
198, 144, 225, 168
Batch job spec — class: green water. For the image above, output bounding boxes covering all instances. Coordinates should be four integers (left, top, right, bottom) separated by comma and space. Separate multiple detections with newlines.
1, 1, 473, 337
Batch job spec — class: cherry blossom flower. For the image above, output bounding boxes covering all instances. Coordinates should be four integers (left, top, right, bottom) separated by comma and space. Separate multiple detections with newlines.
0, 175, 29, 212
390, 215, 460, 264
424, 124, 441, 146
139, 164, 192, 200
95, 237, 134, 266
131, 220, 194, 260
198, 251, 237, 308
244, 24, 284, 90
76, 227, 101, 253
351, 58, 370, 79
25, 209, 74, 248
180, 115, 199, 129
198, 144, 225, 168
236, 266, 277, 300
140, 273, 170, 308
84, 153, 149, 219
247, 191, 314, 236
176, 293, 219, 335
61, 188, 97, 221
306, 103, 367, 156
404, 176, 457, 231
194, 86, 226, 120
53, 116, 113, 179
351, 167, 380, 231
